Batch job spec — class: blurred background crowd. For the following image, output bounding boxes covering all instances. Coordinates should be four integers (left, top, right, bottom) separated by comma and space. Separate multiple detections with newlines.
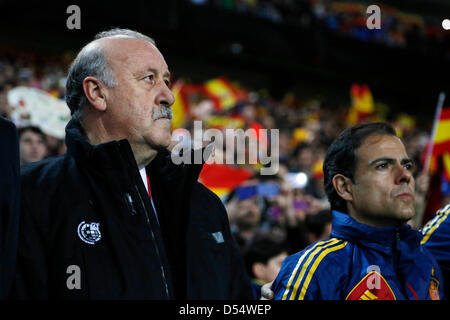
1, 0, 449, 297
192, 0, 450, 50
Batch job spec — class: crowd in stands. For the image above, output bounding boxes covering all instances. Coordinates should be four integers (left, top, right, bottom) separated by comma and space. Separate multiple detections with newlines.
189, 0, 450, 53
1, 45, 448, 296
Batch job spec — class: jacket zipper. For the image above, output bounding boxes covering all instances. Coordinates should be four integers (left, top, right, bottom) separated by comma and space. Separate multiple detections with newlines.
116, 140, 170, 298
133, 184, 171, 299
394, 231, 400, 268
394, 231, 410, 299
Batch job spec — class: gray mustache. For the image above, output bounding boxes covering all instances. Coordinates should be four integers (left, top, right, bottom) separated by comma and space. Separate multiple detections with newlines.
152, 106, 173, 121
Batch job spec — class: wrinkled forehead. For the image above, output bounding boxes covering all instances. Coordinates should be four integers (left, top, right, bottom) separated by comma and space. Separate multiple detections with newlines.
94, 37, 169, 73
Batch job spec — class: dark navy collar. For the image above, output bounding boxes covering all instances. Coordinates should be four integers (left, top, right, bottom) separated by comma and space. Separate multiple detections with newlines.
330, 210, 421, 255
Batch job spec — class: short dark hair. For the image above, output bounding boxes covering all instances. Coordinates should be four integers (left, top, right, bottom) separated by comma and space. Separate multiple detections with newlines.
323, 122, 397, 213
18, 125, 46, 142
242, 235, 287, 279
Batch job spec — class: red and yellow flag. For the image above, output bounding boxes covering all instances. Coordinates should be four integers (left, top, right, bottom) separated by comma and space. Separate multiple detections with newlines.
432, 108, 450, 157
443, 151, 450, 181
422, 105, 450, 226
170, 81, 189, 130
425, 107, 450, 176
204, 77, 239, 111
347, 84, 375, 126
199, 163, 253, 198
312, 159, 324, 180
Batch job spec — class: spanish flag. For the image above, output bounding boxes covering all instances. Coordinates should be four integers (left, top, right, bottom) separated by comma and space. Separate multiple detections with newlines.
199, 163, 253, 199
204, 77, 239, 111
170, 81, 189, 130
431, 108, 450, 157
422, 100, 450, 226
312, 159, 324, 180
443, 151, 450, 181
424, 107, 450, 175
347, 84, 375, 126
431, 107, 450, 182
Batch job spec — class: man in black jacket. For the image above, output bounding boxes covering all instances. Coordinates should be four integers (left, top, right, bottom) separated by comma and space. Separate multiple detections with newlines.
12, 28, 253, 300
0, 116, 20, 300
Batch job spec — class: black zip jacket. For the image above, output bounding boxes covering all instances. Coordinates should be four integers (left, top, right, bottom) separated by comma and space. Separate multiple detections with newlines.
0, 117, 20, 299
11, 119, 253, 300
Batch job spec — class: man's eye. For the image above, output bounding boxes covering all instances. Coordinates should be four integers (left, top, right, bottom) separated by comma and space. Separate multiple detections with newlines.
144, 75, 155, 84
404, 163, 413, 170
376, 163, 388, 169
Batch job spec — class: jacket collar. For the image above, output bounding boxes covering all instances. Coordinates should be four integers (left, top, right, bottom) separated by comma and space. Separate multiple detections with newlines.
330, 210, 421, 255
65, 118, 207, 182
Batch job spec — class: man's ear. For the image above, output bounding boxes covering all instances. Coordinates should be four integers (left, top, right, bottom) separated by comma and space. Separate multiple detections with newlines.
332, 174, 353, 202
82, 76, 108, 112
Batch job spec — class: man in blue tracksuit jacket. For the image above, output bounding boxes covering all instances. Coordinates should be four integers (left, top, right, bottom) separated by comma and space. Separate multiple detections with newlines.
421, 203, 450, 298
273, 123, 444, 300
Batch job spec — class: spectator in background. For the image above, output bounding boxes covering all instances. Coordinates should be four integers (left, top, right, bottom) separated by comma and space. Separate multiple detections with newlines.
44, 135, 66, 158
0, 116, 20, 299
243, 235, 288, 299
272, 176, 326, 254
18, 126, 48, 165
304, 209, 332, 244
226, 187, 264, 250
291, 142, 314, 175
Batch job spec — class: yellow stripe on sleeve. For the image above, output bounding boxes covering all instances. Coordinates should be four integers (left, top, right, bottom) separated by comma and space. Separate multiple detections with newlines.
288, 238, 342, 300
421, 204, 450, 236
421, 205, 450, 245
281, 238, 337, 300
298, 241, 348, 300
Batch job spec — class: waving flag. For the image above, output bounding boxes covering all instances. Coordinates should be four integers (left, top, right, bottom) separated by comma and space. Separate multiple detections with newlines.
347, 84, 375, 125
423, 93, 449, 225
170, 81, 189, 130
199, 163, 253, 199
204, 77, 239, 111
431, 108, 450, 157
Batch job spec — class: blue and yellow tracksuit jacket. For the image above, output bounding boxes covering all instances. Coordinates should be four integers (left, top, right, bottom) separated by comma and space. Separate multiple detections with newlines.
421, 203, 450, 298
273, 210, 444, 300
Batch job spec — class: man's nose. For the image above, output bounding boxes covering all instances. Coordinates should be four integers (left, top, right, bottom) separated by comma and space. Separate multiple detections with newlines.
156, 81, 175, 107
395, 164, 413, 185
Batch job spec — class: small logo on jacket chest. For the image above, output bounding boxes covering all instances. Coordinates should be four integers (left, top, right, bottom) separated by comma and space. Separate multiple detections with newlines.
77, 221, 101, 245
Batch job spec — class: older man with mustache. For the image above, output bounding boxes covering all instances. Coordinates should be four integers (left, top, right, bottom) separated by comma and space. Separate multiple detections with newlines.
11, 28, 253, 300
271, 122, 445, 300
